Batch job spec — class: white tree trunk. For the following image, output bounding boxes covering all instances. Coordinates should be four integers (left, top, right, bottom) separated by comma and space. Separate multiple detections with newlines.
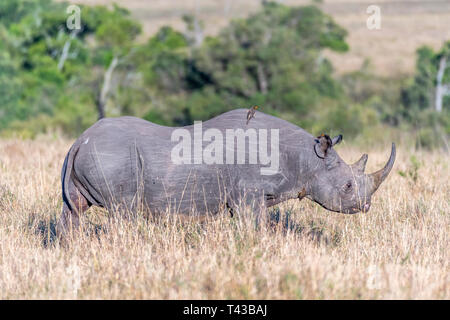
435, 56, 448, 113
193, 0, 203, 47
97, 56, 119, 119
58, 29, 79, 71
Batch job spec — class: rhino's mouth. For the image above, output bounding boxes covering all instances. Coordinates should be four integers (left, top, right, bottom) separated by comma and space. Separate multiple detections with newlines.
315, 202, 366, 214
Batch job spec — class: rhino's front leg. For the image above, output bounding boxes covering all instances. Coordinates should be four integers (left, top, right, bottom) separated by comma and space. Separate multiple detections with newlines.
229, 189, 268, 227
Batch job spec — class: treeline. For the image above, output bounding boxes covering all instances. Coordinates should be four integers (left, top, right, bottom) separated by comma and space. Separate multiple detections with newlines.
0, 0, 448, 148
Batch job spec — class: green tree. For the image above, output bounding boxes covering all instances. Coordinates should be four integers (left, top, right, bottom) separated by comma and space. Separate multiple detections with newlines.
159, 2, 350, 130
401, 42, 450, 149
0, 1, 145, 135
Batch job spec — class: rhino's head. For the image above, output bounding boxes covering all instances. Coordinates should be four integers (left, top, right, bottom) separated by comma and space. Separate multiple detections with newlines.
308, 134, 396, 214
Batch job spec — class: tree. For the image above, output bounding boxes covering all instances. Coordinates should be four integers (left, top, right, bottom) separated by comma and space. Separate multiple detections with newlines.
400, 42, 450, 149
435, 42, 450, 113
171, 2, 349, 129
0, 1, 145, 134
81, 5, 141, 119
402, 43, 450, 116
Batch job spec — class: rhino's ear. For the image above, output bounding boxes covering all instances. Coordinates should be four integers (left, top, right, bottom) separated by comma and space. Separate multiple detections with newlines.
314, 134, 333, 159
314, 134, 341, 169
331, 134, 343, 146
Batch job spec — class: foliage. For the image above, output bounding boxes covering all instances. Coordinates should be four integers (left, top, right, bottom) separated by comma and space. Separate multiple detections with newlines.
399, 43, 450, 148
398, 155, 421, 184
168, 3, 350, 129
341, 48, 450, 149
0, 0, 144, 136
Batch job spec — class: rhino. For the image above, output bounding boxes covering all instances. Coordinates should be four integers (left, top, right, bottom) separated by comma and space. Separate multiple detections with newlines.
57, 109, 395, 234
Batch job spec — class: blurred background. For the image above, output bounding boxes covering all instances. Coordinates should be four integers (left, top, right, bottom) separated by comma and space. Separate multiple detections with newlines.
0, 0, 449, 149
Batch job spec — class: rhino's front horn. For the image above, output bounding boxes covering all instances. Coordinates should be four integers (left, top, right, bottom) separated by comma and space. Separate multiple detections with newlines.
368, 143, 396, 194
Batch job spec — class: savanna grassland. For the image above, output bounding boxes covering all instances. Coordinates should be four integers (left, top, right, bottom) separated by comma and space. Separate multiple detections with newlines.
0, 137, 448, 299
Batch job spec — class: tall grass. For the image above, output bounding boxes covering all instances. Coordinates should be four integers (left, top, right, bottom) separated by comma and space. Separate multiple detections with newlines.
0, 137, 448, 299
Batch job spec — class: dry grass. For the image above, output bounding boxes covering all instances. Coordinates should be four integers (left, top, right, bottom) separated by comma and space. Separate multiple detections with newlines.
65, 0, 450, 76
0, 136, 448, 299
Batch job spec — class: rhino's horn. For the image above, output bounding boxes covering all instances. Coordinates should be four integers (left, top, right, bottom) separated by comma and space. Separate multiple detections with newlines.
368, 143, 396, 194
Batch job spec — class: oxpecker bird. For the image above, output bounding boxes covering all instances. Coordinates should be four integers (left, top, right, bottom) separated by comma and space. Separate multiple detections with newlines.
246, 105, 259, 125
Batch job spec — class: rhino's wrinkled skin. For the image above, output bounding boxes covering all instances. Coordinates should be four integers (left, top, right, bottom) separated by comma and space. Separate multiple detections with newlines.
57, 109, 395, 234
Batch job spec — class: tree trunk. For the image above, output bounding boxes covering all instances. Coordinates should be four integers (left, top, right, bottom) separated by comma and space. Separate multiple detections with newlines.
256, 63, 268, 94
96, 56, 119, 120
193, 0, 203, 47
435, 56, 447, 113
58, 29, 79, 71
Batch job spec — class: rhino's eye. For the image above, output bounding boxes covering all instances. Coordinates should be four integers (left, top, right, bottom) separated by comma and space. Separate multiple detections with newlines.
343, 181, 352, 193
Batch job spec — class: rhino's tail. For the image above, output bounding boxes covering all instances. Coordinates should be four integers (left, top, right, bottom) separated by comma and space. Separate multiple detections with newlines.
61, 140, 82, 213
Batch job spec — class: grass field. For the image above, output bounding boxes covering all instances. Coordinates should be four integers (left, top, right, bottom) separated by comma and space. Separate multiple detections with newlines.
0, 137, 448, 299
67, 0, 450, 76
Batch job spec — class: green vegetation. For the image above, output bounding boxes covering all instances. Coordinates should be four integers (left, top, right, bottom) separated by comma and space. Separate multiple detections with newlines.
401, 43, 450, 149
398, 155, 421, 184
0, 0, 448, 148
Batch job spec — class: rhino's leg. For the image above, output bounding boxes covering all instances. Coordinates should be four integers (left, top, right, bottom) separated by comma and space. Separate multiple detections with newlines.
57, 177, 90, 239
229, 190, 268, 227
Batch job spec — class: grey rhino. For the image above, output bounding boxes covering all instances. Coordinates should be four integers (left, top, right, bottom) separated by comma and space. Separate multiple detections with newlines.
57, 109, 395, 234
